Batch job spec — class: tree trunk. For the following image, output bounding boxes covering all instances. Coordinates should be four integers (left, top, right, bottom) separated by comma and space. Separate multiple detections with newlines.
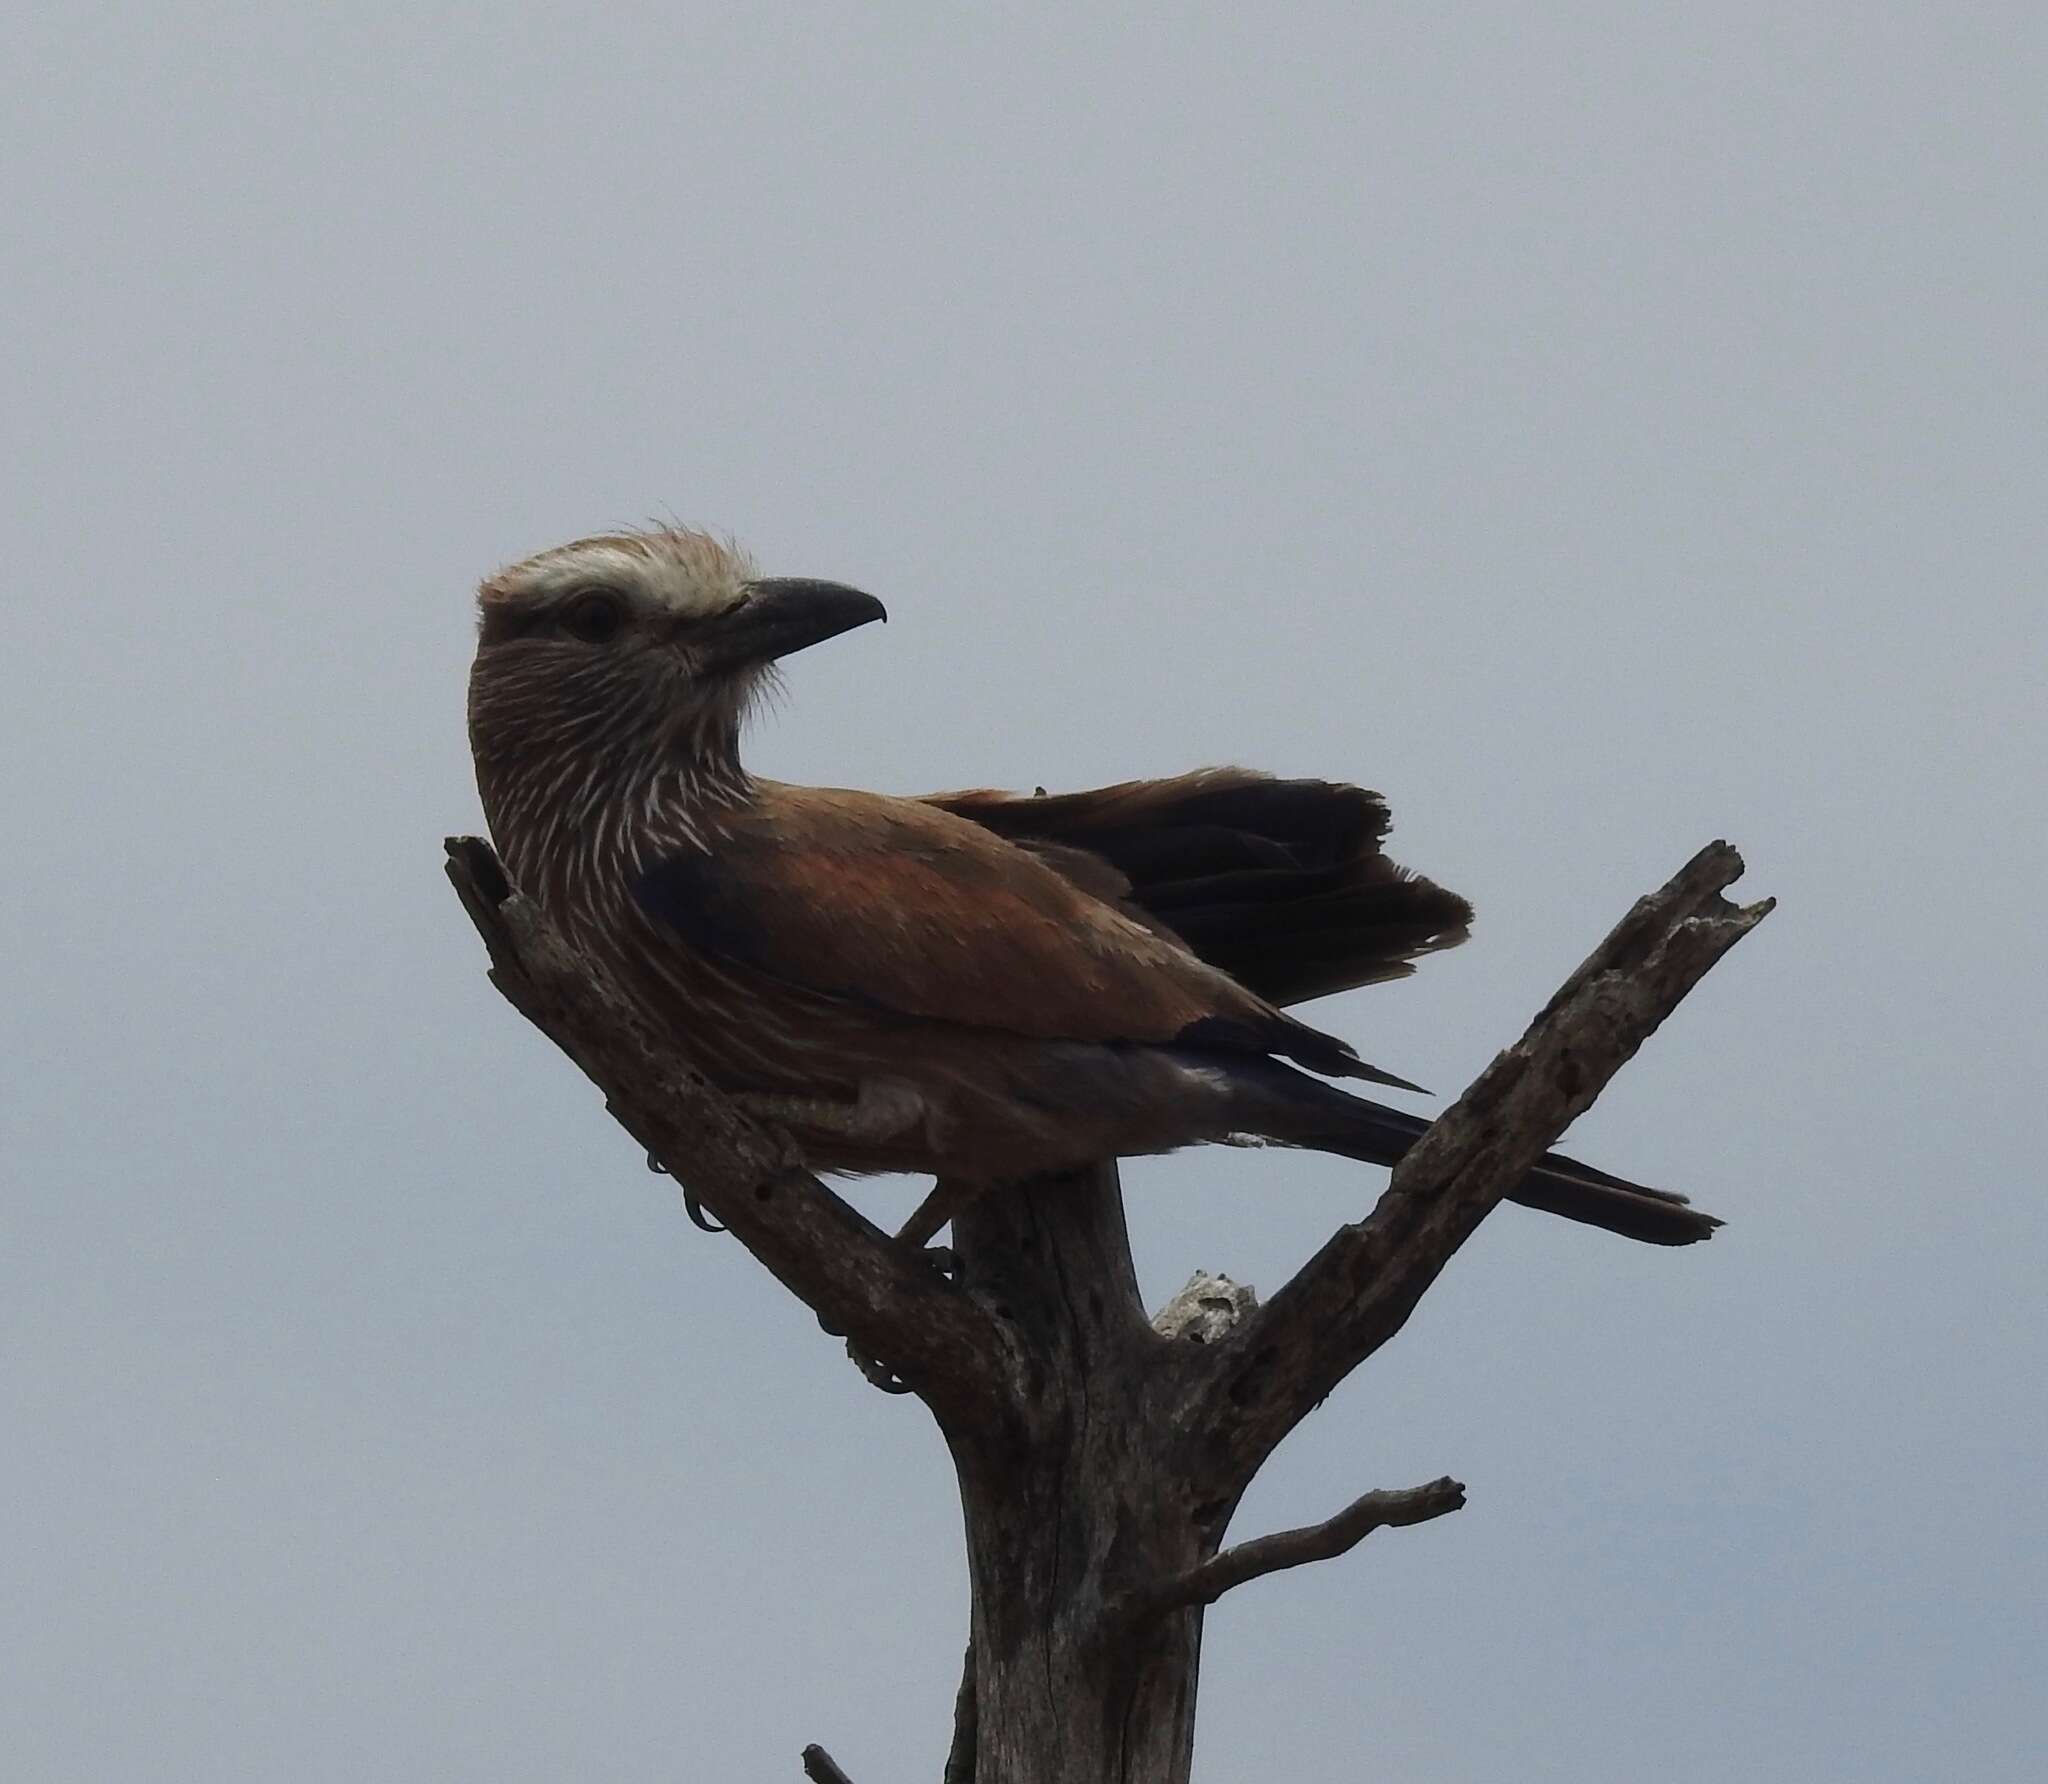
944, 1166, 1231, 1784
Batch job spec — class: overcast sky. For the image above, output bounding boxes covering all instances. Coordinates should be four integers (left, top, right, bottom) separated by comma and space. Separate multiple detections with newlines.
5, 5, 2043, 1780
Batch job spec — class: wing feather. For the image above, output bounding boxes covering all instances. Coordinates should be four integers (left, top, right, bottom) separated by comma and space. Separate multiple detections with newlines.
633, 783, 1413, 1085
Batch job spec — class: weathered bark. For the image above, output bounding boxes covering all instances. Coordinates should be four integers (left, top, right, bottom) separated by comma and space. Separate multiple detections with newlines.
942, 1166, 1217, 1783
442, 836, 1769, 1783
935, 1174, 1469, 1784
943, 1642, 978, 1784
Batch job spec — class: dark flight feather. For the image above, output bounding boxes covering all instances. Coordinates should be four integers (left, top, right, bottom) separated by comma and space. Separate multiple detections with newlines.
925, 770, 1473, 1008
1310, 1097, 1721, 1246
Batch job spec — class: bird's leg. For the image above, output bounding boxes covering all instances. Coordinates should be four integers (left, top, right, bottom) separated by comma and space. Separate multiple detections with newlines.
728, 1078, 925, 1144
896, 1178, 993, 1249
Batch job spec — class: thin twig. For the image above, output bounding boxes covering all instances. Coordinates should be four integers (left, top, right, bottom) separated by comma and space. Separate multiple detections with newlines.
1129, 1478, 1467, 1623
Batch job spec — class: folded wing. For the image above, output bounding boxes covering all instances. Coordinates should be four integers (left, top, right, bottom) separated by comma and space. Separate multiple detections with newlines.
633, 783, 1420, 1088
924, 768, 1473, 1007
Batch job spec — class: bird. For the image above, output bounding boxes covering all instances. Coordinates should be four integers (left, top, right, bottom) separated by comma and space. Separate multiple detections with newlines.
468, 526, 1719, 1247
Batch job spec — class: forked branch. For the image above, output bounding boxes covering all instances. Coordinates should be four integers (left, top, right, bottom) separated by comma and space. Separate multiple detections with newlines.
443, 836, 1012, 1434
1210, 841, 1772, 1480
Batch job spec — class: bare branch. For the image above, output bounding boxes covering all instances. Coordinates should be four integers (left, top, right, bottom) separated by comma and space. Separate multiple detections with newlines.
800, 1744, 858, 1784
1209, 841, 1771, 1480
444, 837, 1014, 1435
1132, 1477, 1467, 1622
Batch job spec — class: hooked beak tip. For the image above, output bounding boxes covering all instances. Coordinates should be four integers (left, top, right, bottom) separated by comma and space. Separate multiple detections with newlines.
717, 577, 888, 667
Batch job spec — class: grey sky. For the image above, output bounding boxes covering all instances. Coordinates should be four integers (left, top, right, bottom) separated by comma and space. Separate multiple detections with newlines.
4, 4, 2042, 1779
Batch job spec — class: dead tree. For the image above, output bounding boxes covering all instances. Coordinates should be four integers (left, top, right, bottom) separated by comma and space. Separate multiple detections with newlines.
445, 834, 1769, 1782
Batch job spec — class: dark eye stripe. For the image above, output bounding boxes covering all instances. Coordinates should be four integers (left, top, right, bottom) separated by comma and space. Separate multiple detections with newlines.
479, 586, 632, 646
479, 605, 546, 645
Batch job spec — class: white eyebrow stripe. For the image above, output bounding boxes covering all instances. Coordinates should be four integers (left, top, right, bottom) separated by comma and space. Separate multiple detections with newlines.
512, 546, 654, 599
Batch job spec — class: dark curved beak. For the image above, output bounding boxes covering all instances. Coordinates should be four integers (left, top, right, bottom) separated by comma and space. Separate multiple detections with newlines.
700, 578, 888, 671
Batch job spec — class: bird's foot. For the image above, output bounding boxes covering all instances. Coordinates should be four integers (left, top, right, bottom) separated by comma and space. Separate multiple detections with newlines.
844, 1340, 914, 1395
682, 1188, 726, 1233
816, 1246, 955, 1348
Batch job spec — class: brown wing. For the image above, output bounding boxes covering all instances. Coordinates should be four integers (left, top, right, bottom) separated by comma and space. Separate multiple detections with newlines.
632, 782, 1415, 1086
925, 769, 1473, 1007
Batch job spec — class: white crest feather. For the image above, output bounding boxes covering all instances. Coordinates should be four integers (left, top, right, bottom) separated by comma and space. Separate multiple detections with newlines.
482, 527, 760, 621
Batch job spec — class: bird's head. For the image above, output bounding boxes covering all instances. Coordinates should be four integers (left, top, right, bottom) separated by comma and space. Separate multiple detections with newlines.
468, 526, 886, 812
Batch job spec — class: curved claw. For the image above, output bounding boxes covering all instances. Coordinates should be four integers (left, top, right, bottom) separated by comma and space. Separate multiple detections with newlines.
681, 1187, 727, 1233
846, 1340, 914, 1395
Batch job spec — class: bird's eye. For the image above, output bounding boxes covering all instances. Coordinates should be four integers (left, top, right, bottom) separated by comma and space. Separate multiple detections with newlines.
560, 590, 625, 643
